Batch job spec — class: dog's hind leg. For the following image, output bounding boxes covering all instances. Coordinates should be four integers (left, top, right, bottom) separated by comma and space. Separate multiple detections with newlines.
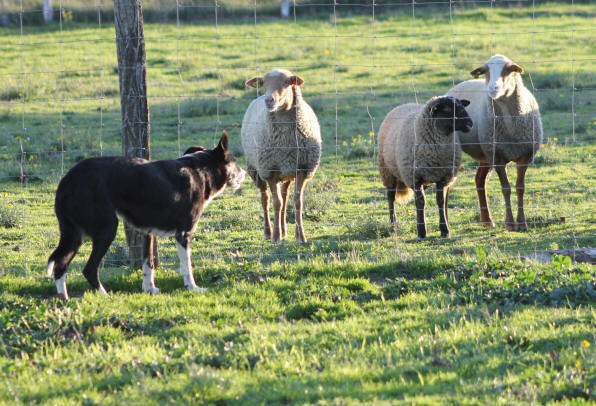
175, 231, 207, 293
47, 217, 83, 300
142, 235, 160, 294
82, 213, 118, 296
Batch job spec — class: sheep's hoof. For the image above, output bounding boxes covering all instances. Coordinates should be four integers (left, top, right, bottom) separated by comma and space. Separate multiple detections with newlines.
296, 237, 308, 244
505, 222, 516, 232
481, 221, 495, 228
515, 222, 528, 232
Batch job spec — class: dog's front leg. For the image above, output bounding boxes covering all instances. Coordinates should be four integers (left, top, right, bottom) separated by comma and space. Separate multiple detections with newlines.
142, 235, 160, 295
175, 232, 208, 293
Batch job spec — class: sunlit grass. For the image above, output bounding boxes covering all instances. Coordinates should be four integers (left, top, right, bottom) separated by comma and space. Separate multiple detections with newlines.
0, 2, 595, 404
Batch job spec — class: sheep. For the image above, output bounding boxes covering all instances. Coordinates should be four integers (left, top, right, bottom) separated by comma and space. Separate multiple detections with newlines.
378, 96, 473, 238
446, 54, 543, 231
241, 69, 322, 243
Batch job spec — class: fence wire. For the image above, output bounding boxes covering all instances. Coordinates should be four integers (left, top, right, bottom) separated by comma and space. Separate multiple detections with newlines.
0, 0, 594, 276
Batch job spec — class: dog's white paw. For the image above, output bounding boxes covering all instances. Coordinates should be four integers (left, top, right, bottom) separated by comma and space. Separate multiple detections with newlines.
143, 286, 160, 295
187, 285, 208, 293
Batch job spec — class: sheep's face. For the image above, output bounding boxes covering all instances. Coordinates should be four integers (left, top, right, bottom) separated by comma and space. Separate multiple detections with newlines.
471, 55, 524, 100
430, 97, 473, 134
246, 69, 304, 113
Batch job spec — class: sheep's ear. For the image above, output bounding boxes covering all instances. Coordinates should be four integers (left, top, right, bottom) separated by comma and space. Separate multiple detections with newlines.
246, 77, 264, 88
509, 63, 524, 74
460, 99, 471, 107
289, 75, 304, 86
470, 65, 487, 78
216, 130, 229, 153
183, 146, 205, 155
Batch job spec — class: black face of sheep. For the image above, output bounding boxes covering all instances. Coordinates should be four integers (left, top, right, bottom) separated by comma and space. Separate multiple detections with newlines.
430, 97, 473, 134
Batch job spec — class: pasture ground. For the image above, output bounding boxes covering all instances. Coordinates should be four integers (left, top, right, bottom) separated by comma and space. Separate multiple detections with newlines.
1, 2, 595, 404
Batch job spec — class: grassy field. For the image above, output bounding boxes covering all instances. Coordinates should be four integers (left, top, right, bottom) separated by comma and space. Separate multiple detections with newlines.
1, 2, 595, 404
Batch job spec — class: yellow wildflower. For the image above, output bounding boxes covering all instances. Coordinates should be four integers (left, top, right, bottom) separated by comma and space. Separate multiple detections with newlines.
580, 340, 590, 348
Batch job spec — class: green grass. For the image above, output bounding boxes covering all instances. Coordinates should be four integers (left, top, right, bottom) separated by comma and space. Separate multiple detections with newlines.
0, 2, 595, 404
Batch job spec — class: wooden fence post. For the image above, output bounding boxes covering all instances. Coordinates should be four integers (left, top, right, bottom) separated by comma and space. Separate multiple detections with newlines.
114, 0, 157, 268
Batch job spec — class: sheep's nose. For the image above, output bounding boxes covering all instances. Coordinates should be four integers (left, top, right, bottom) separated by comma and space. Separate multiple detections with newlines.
265, 97, 274, 107
488, 85, 500, 97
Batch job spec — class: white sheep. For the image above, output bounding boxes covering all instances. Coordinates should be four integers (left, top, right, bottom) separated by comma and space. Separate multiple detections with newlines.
447, 54, 543, 231
378, 96, 473, 238
241, 69, 322, 243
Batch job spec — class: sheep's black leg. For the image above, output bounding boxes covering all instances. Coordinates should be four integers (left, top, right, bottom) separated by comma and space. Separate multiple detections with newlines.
387, 187, 396, 225
515, 160, 529, 231
436, 181, 450, 237
495, 164, 515, 231
475, 163, 494, 227
414, 185, 427, 239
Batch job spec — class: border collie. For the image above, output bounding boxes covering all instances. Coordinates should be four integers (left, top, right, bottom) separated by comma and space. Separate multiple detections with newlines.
47, 131, 245, 300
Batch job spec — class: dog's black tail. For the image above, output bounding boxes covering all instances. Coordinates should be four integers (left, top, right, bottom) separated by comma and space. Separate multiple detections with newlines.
47, 216, 82, 278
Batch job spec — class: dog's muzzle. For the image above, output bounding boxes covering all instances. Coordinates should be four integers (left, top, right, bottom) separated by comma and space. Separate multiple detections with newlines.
229, 167, 246, 190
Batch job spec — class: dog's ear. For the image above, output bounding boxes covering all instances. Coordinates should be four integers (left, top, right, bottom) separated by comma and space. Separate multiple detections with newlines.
183, 146, 205, 155
215, 130, 229, 154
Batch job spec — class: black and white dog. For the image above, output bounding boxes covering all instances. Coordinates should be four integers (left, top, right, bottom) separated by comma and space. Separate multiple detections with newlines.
47, 131, 245, 300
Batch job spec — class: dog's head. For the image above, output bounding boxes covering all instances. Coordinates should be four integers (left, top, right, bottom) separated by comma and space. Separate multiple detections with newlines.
183, 131, 246, 191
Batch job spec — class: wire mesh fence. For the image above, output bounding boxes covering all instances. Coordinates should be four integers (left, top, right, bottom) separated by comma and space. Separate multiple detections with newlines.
0, 0, 594, 277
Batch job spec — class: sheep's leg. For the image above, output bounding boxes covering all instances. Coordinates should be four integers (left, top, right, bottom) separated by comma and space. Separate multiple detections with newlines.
475, 163, 495, 227
259, 181, 272, 240
436, 181, 450, 238
387, 182, 397, 225
294, 171, 309, 244
515, 160, 529, 231
280, 181, 292, 239
444, 186, 451, 224
495, 164, 515, 231
268, 180, 282, 243
414, 185, 427, 239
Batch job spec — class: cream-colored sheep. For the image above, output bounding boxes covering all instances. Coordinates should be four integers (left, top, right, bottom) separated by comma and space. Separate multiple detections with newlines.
241, 69, 322, 243
378, 96, 472, 238
447, 54, 543, 231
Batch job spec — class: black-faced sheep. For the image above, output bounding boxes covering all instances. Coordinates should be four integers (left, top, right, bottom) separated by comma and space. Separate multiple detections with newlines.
378, 96, 473, 238
241, 69, 322, 243
447, 54, 543, 231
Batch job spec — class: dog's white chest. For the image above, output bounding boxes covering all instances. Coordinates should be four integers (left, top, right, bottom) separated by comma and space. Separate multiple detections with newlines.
117, 211, 175, 237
